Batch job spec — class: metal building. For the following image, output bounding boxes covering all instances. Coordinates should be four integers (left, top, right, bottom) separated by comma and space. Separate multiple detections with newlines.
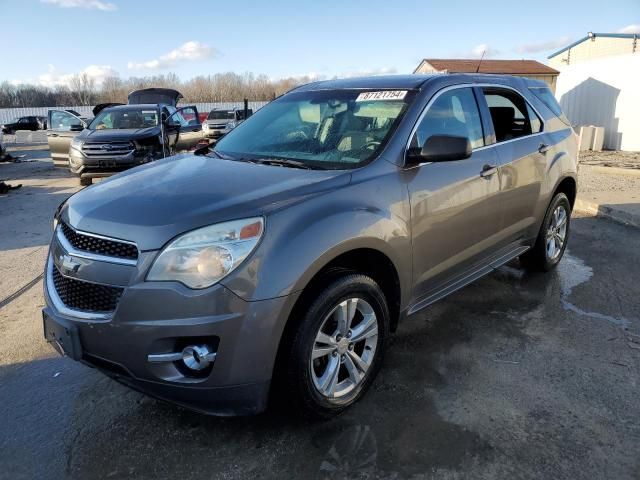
548, 32, 640, 151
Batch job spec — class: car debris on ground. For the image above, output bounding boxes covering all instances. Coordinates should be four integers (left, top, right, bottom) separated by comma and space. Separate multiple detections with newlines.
0, 181, 22, 194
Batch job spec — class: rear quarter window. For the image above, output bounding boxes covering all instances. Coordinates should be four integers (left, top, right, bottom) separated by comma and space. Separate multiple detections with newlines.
528, 87, 568, 123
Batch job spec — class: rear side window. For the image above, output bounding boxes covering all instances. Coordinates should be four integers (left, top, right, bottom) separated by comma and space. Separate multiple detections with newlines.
413, 88, 484, 149
483, 88, 541, 142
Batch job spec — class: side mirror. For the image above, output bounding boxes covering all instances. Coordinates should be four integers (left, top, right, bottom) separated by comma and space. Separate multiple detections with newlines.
70, 124, 85, 132
406, 135, 472, 165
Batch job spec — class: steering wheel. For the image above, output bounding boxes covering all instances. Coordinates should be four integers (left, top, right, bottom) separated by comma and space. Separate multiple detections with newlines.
286, 130, 309, 140
358, 140, 381, 152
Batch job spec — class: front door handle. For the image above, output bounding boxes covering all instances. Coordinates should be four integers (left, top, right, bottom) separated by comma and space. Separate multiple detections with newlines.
538, 143, 549, 154
480, 164, 498, 178
47, 133, 59, 137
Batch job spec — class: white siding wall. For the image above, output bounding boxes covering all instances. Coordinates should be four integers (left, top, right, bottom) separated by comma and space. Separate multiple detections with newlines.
555, 53, 640, 151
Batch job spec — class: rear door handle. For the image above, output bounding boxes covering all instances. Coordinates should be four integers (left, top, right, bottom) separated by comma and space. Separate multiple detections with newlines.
480, 164, 498, 178
538, 143, 549, 154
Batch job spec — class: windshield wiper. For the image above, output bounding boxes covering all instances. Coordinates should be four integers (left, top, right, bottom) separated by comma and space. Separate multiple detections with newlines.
239, 157, 315, 170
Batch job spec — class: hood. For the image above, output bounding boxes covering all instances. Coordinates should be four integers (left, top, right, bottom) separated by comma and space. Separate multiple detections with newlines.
79, 127, 161, 143
63, 155, 350, 250
128, 88, 183, 106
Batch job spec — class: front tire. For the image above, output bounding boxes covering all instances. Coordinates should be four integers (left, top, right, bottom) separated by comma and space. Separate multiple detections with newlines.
282, 274, 389, 418
520, 192, 571, 272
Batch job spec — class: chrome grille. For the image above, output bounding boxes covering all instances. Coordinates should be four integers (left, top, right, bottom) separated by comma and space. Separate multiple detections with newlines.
60, 222, 138, 260
81, 141, 134, 157
52, 265, 123, 313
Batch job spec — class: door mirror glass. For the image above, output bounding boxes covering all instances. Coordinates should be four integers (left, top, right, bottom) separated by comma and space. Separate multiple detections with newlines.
407, 135, 472, 164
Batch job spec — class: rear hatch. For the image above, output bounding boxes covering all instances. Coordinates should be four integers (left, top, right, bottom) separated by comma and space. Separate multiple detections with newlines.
127, 88, 183, 107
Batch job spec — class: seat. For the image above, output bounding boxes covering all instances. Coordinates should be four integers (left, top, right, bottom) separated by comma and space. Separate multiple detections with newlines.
489, 107, 515, 142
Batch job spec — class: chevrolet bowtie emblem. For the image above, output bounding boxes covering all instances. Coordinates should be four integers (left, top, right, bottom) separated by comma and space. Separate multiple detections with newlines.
59, 254, 81, 273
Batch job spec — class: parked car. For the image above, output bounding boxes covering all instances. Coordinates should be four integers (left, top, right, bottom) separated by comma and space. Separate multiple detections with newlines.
43, 74, 577, 417
1, 115, 47, 134
202, 107, 253, 139
46, 88, 203, 185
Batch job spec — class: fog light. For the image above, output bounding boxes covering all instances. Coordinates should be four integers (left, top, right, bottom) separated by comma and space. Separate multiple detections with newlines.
147, 344, 217, 370
181, 345, 216, 371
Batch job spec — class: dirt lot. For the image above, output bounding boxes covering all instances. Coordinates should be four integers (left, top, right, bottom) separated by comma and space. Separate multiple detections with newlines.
1, 150, 639, 480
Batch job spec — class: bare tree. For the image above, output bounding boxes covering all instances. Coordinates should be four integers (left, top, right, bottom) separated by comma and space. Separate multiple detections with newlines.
69, 73, 96, 105
0, 71, 311, 108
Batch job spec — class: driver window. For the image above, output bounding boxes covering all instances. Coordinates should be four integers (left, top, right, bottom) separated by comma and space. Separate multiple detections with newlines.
413, 88, 484, 150
50, 111, 82, 131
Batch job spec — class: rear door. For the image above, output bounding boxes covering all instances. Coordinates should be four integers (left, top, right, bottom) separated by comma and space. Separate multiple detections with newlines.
477, 86, 547, 243
167, 106, 203, 151
47, 110, 86, 167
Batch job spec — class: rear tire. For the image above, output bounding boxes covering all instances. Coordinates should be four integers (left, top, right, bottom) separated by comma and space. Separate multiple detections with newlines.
79, 177, 92, 187
520, 192, 571, 272
280, 274, 389, 418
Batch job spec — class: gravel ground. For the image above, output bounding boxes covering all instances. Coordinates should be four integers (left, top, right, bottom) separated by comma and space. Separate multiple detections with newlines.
578, 165, 640, 195
579, 150, 640, 169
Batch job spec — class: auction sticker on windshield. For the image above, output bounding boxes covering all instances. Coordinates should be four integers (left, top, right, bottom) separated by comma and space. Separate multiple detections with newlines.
356, 91, 407, 102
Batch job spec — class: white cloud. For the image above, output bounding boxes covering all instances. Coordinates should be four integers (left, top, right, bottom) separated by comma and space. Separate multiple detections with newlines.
469, 44, 500, 58
127, 41, 215, 70
618, 24, 640, 34
41, 0, 117, 11
338, 67, 397, 78
34, 64, 119, 87
516, 36, 572, 54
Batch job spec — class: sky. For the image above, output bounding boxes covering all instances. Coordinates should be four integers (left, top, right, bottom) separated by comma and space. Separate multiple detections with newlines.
1, 0, 639, 87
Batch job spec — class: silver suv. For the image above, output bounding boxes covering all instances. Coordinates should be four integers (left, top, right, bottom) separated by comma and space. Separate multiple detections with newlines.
43, 74, 577, 417
202, 107, 253, 140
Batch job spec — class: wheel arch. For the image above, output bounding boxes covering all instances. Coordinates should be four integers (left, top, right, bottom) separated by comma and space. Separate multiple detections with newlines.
270, 246, 403, 402
553, 175, 577, 209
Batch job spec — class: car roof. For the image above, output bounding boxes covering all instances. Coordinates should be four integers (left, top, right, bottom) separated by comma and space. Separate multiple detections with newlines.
293, 73, 548, 92
102, 104, 164, 111
297, 75, 438, 91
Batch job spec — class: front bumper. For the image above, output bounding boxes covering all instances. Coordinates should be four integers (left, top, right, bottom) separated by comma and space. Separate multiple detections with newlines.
69, 147, 156, 177
203, 128, 228, 139
42, 231, 295, 415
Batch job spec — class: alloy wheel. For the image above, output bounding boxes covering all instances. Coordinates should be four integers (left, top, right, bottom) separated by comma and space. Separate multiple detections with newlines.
310, 297, 379, 399
546, 205, 568, 260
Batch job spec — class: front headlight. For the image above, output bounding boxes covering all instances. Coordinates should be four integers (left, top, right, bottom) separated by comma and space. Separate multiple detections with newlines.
147, 217, 264, 289
70, 138, 83, 151
202, 123, 209, 130
226, 121, 236, 129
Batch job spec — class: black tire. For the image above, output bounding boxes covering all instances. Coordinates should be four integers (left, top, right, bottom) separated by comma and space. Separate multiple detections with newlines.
281, 274, 390, 418
520, 192, 571, 272
79, 177, 92, 187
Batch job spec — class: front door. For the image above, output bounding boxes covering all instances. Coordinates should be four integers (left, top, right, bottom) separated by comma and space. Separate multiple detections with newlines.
47, 110, 85, 167
406, 87, 503, 305
166, 106, 203, 152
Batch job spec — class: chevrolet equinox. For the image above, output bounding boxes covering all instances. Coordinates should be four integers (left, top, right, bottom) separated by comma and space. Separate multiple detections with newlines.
43, 74, 578, 417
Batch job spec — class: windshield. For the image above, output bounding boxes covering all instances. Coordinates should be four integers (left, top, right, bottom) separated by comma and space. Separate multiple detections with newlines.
89, 107, 159, 130
214, 89, 414, 169
208, 110, 234, 120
